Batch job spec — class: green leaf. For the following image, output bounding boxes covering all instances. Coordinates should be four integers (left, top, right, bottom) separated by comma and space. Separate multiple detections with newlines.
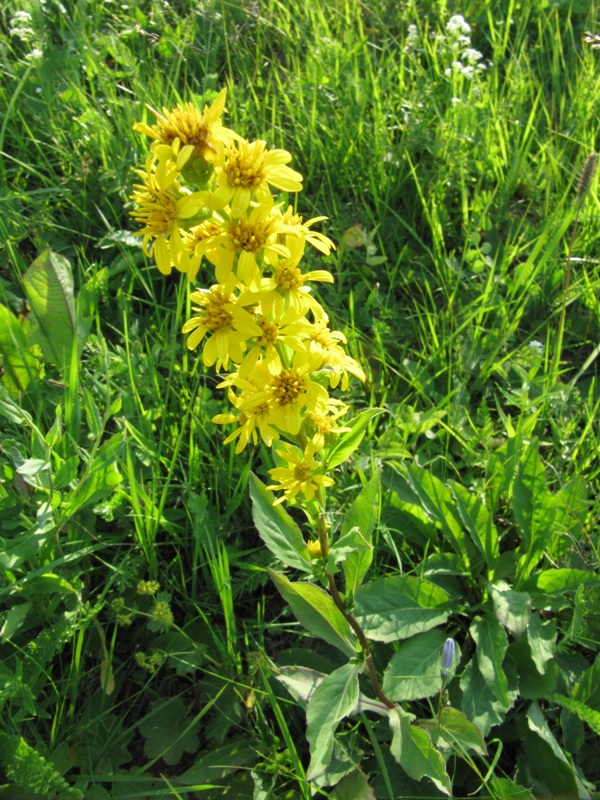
488, 777, 535, 799
527, 612, 556, 674
249, 474, 311, 573
509, 641, 559, 699
306, 662, 360, 780
403, 465, 467, 561
512, 440, 556, 580
551, 693, 600, 736
573, 654, 600, 710
382, 629, 446, 701
523, 701, 586, 799
388, 707, 451, 795
417, 707, 487, 756
269, 570, 357, 657
489, 580, 531, 635
470, 614, 509, 707
332, 767, 376, 800
0, 383, 34, 425
340, 470, 379, 596
65, 436, 123, 517
0, 303, 38, 393
535, 568, 600, 593
276, 665, 389, 717
451, 482, 499, 570
139, 696, 199, 766
0, 732, 83, 799
325, 409, 385, 469
22, 249, 79, 369
177, 740, 256, 784
354, 575, 450, 642
460, 658, 516, 736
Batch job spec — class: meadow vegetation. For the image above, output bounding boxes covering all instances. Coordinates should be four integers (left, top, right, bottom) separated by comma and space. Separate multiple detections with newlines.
1, 0, 600, 797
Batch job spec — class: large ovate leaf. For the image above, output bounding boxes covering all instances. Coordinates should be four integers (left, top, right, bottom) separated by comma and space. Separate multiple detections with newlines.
388, 707, 451, 795
269, 570, 357, 656
332, 767, 376, 800
535, 568, 600, 594
382, 629, 446, 701
489, 581, 531, 635
354, 575, 451, 642
522, 701, 588, 799
460, 658, 516, 736
22, 249, 80, 369
527, 612, 556, 674
470, 614, 509, 707
250, 474, 311, 572
0, 303, 39, 393
306, 662, 360, 780
276, 665, 389, 716
418, 707, 487, 756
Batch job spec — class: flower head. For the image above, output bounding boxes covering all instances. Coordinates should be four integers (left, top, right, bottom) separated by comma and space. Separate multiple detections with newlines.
211, 139, 303, 218
134, 88, 238, 166
267, 440, 334, 505
182, 275, 262, 370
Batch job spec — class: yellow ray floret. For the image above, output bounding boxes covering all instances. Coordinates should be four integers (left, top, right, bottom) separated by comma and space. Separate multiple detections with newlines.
267, 441, 334, 505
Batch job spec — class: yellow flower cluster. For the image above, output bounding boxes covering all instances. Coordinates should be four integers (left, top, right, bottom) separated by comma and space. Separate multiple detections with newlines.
131, 89, 365, 505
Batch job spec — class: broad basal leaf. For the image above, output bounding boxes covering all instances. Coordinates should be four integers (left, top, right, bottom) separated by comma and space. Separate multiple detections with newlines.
382, 629, 447, 701
489, 581, 531, 635
388, 707, 451, 795
470, 613, 509, 707
0, 303, 39, 393
306, 662, 360, 780
22, 249, 79, 369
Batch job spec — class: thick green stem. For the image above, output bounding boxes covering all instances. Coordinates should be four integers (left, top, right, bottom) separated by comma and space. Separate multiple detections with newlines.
316, 505, 395, 709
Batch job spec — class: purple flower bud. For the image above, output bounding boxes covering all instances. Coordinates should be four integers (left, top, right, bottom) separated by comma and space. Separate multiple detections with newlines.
441, 637, 456, 680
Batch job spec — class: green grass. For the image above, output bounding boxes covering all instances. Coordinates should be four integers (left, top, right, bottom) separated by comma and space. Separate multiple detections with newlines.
1, 0, 600, 797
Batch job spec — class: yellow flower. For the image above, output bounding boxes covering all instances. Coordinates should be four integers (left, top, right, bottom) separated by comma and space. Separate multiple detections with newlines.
307, 539, 323, 559
267, 441, 334, 505
182, 218, 223, 282
235, 353, 329, 435
262, 237, 333, 319
212, 386, 280, 452
298, 318, 366, 389
133, 88, 237, 165
306, 399, 351, 449
197, 199, 296, 290
130, 156, 207, 275
182, 275, 263, 371
237, 304, 309, 379
211, 139, 303, 218
279, 206, 336, 256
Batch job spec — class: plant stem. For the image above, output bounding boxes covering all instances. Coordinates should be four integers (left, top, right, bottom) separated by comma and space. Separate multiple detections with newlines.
316, 507, 395, 709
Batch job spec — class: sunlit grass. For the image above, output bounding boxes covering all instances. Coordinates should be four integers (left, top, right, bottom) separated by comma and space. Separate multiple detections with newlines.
1, 0, 599, 796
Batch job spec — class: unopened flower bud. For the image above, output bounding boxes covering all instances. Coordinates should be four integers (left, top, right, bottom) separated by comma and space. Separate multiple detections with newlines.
441, 637, 456, 680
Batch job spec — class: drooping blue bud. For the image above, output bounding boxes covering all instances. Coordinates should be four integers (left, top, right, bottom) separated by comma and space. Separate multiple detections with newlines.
441, 637, 456, 680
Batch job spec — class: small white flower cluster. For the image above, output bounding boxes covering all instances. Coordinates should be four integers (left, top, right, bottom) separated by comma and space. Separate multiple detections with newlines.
443, 15, 488, 80
404, 23, 420, 53
9, 10, 43, 61
9, 10, 35, 42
